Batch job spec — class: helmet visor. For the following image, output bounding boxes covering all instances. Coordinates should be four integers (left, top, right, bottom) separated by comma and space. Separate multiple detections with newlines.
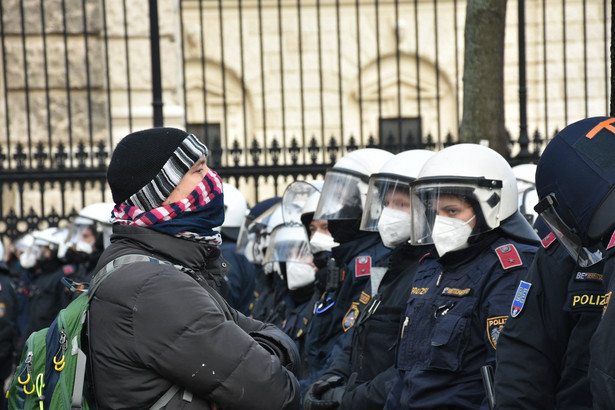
235, 203, 283, 256
360, 174, 412, 231
534, 193, 605, 267
263, 224, 314, 266
314, 170, 366, 220
282, 181, 321, 224
410, 178, 503, 245
235, 214, 256, 255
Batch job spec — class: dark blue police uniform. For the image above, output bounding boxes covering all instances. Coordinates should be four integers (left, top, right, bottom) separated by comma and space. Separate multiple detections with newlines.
495, 234, 605, 409
302, 232, 391, 389
385, 233, 536, 409
315, 244, 432, 410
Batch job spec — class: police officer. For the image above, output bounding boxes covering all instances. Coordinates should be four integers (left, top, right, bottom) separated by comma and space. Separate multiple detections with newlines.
62, 202, 114, 285
16, 228, 74, 349
301, 148, 394, 389
496, 117, 615, 409
303, 149, 434, 410
216, 183, 255, 315
261, 181, 325, 345
238, 197, 284, 320
260, 181, 322, 329
384, 144, 539, 409
590, 249, 615, 408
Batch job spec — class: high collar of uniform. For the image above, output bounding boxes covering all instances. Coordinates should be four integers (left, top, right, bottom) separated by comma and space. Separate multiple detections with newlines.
331, 231, 382, 265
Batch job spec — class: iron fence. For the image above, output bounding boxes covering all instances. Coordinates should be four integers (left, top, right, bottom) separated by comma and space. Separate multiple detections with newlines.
0, 0, 610, 240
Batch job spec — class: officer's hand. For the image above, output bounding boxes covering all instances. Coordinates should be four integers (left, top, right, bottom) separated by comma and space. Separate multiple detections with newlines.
303, 376, 344, 410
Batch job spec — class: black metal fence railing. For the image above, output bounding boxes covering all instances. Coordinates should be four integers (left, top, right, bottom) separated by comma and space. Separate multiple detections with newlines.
0, 0, 610, 241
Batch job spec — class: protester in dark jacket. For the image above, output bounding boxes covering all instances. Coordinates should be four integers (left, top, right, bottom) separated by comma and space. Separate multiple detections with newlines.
89, 127, 300, 409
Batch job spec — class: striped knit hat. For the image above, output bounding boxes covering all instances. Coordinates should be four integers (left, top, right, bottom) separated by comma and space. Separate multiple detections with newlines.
107, 128, 208, 211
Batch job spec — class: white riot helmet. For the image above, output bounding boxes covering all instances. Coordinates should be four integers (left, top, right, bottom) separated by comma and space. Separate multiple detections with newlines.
14, 233, 35, 269
314, 148, 394, 221
361, 150, 435, 248
237, 199, 285, 268
21, 227, 66, 267
512, 164, 539, 226
221, 183, 248, 241
410, 144, 538, 255
282, 180, 324, 225
32, 227, 65, 248
65, 202, 114, 254
263, 223, 315, 290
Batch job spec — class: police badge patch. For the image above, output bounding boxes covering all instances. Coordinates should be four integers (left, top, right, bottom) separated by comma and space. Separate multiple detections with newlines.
486, 316, 507, 349
511, 280, 532, 317
342, 302, 360, 332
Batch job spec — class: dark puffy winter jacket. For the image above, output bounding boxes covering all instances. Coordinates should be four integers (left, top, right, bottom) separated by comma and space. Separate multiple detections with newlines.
88, 225, 300, 410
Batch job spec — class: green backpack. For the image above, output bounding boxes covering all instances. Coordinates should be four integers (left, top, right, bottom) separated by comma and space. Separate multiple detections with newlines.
7, 254, 175, 410
8, 291, 93, 410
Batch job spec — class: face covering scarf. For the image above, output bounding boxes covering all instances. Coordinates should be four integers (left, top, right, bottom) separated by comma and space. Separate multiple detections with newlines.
111, 169, 224, 245
431, 215, 476, 257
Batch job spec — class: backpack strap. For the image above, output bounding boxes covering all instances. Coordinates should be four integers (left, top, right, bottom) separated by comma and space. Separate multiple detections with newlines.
88, 254, 173, 303
70, 347, 87, 410
149, 385, 181, 410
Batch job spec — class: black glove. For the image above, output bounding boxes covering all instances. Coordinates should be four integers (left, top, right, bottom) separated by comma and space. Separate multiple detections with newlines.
250, 327, 301, 375
303, 376, 345, 410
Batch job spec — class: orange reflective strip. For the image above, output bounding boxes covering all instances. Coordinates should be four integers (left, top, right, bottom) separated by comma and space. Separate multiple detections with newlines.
585, 118, 615, 139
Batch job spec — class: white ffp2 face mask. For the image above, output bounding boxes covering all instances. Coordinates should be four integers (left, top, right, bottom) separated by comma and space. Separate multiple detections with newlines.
377, 207, 411, 248
431, 215, 476, 257
19, 249, 38, 269
286, 261, 316, 290
75, 240, 94, 254
310, 232, 338, 253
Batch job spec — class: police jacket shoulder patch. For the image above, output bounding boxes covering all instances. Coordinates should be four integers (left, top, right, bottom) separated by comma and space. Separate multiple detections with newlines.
419, 252, 432, 264
355, 256, 372, 277
486, 315, 508, 349
607, 229, 615, 250
511, 280, 531, 317
62, 264, 75, 275
495, 244, 523, 270
541, 232, 557, 249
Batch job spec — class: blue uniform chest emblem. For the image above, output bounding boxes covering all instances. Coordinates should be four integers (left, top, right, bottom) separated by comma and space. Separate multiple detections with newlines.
511, 280, 532, 317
